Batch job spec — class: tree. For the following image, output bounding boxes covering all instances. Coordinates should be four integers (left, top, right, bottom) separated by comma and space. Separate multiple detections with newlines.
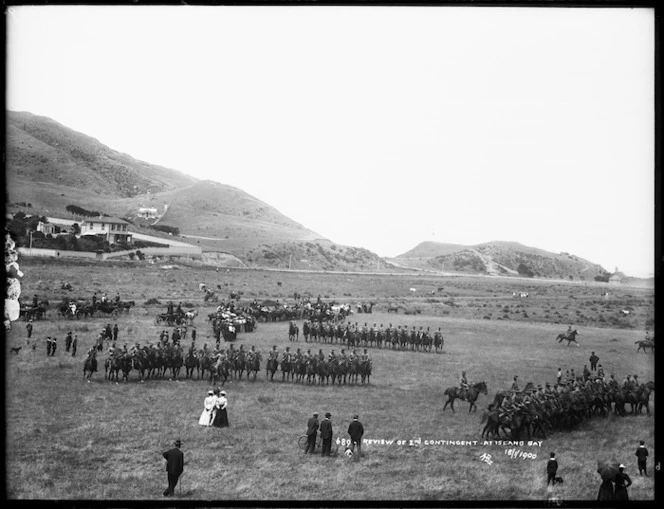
517, 263, 535, 278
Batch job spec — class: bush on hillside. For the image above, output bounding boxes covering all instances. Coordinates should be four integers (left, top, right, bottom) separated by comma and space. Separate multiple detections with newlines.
149, 224, 180, 236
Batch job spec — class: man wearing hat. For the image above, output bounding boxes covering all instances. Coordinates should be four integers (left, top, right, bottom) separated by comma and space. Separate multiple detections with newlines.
320, 412, 333, 457
347, 415, 364, 461
511, 376, 520, 392
635, 440, 649, 476
304, 412, 320, 455
162, 439, 184, 496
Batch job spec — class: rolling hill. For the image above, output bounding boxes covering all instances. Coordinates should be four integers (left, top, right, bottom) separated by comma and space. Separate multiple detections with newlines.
391, 240, 613, 281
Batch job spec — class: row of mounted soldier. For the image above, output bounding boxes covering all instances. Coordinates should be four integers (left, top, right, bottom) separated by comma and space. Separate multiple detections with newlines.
288, 320, 444, 352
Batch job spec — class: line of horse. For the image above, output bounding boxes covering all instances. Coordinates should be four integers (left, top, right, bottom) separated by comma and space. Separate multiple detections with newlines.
57, 298, 135, 319
480, 380, 654, 441
83, 347, 372, 386
263, 355, 373, 385
291, 321, 444, 353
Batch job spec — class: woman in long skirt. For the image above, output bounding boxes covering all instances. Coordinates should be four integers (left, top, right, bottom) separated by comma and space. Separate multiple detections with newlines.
211, 388, 223, 427
199, 390, 216, 426
216, 390, 229, 427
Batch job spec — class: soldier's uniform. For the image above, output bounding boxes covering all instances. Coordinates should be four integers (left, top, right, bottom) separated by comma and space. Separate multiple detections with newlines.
459, 372, 469, 398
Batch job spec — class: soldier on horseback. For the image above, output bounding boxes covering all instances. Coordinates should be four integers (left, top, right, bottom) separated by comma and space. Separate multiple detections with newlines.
459, 371, 469, 399
268, 345, 279, 361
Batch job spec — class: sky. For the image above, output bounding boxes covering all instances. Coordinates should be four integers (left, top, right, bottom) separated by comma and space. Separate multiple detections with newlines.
6, 5, 656, 277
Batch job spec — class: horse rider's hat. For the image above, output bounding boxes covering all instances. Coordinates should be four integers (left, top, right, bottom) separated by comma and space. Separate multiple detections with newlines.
325, 412, 331, 418
208, 390, 214, 395
220, 391, 226, 395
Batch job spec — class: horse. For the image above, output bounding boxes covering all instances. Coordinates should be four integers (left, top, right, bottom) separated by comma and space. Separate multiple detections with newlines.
232, 350, 246, 380
433, 331, 444, 353
387, 305, 399, 314
556, 329, 580, 347
294, 356, 307, 383
184, 349, 199, 379
316, 359, 330, 385
288, 321, 299, 342
281, 355, 293, 382
635, 339, 654, 353
184, 309, 198, 325
117, 300, 135, 314
105, 354, 122, 382
443, 381, 488, 413
266, 356, 279, 381
211, 357, 230, 385
83, 354, 97, 382
246, 352, 261, 381
331, 358, 348, 385
359, 359, 372, 384
636, 381, 655, 415
305, 358, 317, 384
167, 348, 184, 381
132, 351, 147, 382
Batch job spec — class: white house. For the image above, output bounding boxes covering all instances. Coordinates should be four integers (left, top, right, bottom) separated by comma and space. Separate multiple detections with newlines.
138, 206, 159, 219
80, 216, 132, 244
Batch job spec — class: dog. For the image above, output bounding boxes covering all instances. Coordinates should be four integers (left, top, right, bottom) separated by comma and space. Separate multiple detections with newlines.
552, 476, 564, 485
10, 346, 22, 354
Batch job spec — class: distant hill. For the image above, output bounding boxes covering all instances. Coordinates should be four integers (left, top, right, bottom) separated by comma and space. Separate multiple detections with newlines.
5, 110, 390, 271
391, 240, 614, 281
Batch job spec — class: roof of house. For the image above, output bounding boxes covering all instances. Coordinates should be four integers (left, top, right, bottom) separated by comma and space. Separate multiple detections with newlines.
83, 217, 129, 225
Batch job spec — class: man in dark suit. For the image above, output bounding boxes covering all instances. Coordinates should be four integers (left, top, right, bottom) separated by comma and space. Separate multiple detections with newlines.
635, 440, 649, 476
162, 439, 184, 496
347, 415, 364, 461
546, 452, 558, 485
304, 412, 320, 454
320, 412, 333, 457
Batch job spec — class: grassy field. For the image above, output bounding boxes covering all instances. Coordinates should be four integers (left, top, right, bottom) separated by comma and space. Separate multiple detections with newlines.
5, 258, 655, 501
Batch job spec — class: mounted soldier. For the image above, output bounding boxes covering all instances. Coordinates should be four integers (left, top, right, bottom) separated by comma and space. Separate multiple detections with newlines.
459, 371, 469, 399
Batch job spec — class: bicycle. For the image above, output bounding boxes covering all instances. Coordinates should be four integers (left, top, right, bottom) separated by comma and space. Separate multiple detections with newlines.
298, 434, 339, 456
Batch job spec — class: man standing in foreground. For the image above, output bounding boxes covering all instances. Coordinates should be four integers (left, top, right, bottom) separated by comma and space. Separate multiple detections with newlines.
347, 414, 364, 461
162, 439, 184, 497
320, 412, 333, 457
635, 440, 649, 476
304, 412, 320, 454
546, 452, 558, 486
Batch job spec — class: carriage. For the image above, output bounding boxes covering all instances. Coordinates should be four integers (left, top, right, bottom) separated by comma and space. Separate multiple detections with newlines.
155, 312, 186, 326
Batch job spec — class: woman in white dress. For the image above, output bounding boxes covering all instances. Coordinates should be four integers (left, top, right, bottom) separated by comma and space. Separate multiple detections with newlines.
198, 390, 216, 426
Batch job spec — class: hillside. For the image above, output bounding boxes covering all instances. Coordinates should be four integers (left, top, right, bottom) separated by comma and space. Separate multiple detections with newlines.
392, 241, 612, 281
5, 110, 334, 261
6, 111, 197, 197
